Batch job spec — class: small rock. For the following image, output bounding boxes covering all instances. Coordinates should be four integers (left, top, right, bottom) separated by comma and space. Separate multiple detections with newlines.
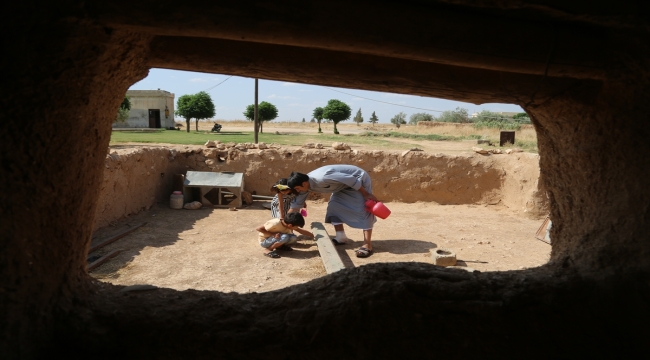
205, 140, 216, 148
242, 191, 253, 205
332, 142, 350, 150
183, 201, 202, 210
472, 147, 489, 155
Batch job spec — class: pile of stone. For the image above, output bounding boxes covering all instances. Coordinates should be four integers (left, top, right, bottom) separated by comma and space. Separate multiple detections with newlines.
472, 147, 523, 155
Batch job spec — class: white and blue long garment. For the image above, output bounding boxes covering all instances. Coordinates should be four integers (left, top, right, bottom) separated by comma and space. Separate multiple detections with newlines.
290, 164, 376, 229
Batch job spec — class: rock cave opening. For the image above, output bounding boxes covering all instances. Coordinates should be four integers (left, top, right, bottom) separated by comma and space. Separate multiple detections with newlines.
3, 1, 650, 358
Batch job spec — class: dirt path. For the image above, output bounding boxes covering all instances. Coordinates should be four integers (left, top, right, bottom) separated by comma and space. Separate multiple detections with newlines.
90, 200, 550, 293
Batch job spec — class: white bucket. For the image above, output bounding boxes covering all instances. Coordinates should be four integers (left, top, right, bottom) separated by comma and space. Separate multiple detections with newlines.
170, 191, 184, 209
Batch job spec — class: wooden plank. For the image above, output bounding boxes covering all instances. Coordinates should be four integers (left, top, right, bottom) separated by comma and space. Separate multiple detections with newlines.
534, 216, 552, 244
89, 222, 147, 253
311, 222, 346, 274
88, 250, 121, 271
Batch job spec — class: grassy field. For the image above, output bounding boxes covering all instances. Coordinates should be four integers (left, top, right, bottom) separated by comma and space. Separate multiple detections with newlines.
111, 120, 538, 152
109, 129, 418, 150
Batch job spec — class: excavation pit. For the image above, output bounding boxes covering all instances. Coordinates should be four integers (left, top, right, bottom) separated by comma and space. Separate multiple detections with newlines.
90, 137, 550, 293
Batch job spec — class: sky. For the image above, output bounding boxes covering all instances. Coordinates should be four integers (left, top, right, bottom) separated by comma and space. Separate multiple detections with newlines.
129, 68, 524, 124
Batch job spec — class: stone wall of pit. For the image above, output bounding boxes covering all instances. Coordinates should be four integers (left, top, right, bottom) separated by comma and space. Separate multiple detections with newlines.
93, 144, 547, 231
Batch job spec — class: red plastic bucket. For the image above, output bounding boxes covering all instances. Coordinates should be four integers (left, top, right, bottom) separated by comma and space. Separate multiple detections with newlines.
365, 199, 391, 219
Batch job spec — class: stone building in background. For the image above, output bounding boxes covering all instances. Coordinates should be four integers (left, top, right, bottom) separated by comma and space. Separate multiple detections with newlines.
116, 89, 175, 129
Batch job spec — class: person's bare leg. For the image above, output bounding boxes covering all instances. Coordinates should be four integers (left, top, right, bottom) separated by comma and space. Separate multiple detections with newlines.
362, 229, 373, 250
264, 242, 282, 254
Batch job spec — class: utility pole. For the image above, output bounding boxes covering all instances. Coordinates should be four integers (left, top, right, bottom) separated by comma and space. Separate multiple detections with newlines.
254, 78, 259, 144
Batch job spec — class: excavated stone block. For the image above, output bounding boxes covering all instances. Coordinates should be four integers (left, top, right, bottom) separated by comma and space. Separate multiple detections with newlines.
432, 248, 457, 266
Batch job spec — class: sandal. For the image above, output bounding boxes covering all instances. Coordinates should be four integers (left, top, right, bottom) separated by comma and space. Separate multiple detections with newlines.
278, 244, 293, 251
355, 247, 374, 258
265, 251, 280, 258
331, 238, 346, 246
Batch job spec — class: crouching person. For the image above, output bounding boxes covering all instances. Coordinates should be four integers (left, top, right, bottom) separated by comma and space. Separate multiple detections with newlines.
256, 212, 312, 258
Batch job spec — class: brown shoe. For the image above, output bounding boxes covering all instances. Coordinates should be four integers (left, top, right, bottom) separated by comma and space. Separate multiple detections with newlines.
355, 247, 374, 258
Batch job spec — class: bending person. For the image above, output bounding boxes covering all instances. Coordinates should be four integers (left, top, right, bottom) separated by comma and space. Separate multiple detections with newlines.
287, 165, 378, 258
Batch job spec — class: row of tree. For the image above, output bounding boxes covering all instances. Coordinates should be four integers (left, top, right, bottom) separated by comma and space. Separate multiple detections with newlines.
405, 107, 531, 125
174, 93, 366, 134
119, 91, 529, 132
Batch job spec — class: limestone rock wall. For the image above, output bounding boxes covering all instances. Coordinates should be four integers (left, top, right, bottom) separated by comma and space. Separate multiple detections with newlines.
93, 145, 546, 231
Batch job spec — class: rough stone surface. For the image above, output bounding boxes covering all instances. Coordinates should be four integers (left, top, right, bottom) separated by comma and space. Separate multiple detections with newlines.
332, 142, 351, 150
473, 146, 489, 154
93, 146, 547, 230
3, 1, 650, 358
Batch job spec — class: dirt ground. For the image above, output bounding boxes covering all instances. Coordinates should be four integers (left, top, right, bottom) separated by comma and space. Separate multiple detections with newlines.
90, 201, 550, 293
91, 122, 550, 293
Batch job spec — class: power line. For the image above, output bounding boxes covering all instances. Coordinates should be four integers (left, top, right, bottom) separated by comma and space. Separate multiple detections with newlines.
323, 86, 445, 113
202, 76, 233, 92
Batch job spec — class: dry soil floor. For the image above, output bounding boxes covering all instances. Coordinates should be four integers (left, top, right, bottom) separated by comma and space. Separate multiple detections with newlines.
90, 200, 550, 294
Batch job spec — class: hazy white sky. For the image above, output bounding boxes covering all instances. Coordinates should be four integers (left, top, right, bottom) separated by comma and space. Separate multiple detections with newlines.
130, 68, 524, 124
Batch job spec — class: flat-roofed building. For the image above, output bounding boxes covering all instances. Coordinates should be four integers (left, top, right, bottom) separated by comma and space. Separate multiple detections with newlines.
115, 89, 175, 129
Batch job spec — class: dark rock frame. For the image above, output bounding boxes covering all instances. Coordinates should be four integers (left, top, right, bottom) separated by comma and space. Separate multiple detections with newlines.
1, 1, 649, 358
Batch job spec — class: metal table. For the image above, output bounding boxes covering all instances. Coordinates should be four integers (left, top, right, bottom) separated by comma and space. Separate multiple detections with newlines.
183, 171, 245, 208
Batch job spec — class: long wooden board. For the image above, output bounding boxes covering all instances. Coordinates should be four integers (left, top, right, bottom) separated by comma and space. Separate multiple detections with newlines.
88, 250, 121, 271
89, 222, 147, 253
311, 222, 346, 274
534, 216, 552, 244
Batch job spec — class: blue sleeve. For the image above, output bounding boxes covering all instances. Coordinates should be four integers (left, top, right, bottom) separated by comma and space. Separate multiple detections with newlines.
290, 191, 308, 209
324, 172, 362, 190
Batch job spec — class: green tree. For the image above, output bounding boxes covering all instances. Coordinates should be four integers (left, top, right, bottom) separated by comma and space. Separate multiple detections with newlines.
244, 101, 279, 133
473, 110, 509, 122
409, 112, 433, 124
353, 108, 364, 126
369, 111, 379, 125
115, 96, 131, 123
513, 112, 531, 124
472, 110, 521, 130
390, 112, 407, 128
313, 107, 324, 133
322, 99, 351, 134
436, 107, 470, 123
175, 91, 216, 133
